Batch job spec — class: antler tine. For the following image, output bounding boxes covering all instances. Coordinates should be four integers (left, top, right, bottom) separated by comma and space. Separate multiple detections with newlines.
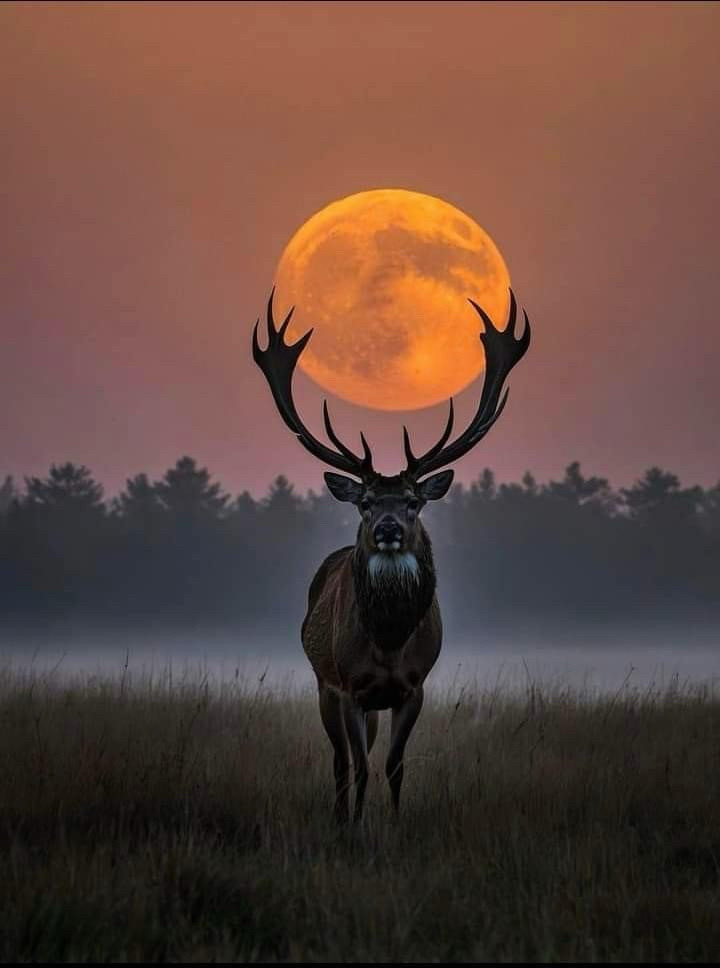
254, 292, 309, 365
404, 289, 530, 480
402, 425, 414, 467
265, 288, 278, 345
464, 385, 510, 445
403, 399, 455, 475
323, 401, 374, 475
507, 288, 517, 336
469, 287, 517, 338
253, 289, 375, 479
278, 306, 295, 340
359, 431, 374, 469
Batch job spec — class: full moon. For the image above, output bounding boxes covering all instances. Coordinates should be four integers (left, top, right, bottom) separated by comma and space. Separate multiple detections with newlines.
276, 189, 510, 411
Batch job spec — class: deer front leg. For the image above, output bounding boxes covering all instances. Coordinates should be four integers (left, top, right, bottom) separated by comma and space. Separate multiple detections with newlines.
386, 686, 424, 813
343, 696, 369, 824
318, 684, 350, 823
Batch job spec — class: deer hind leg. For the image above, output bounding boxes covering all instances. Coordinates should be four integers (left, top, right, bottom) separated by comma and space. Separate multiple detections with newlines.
342, 697, 369, 824
318, 683, 350, 824
386, 686, 424, 814
366, 709, 379, 754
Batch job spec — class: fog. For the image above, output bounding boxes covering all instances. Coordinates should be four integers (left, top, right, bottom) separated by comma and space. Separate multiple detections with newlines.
2, 460, 718, 697
3, 625, 719, 698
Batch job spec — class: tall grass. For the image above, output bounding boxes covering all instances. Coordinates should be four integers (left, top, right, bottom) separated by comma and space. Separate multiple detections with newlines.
1, 659, 720, 961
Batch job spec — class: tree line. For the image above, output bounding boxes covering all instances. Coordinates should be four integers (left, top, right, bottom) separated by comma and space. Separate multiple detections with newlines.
0, 457, 718, 637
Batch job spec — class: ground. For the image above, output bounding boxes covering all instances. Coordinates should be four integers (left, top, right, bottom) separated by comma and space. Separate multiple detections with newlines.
2, 659, 720, 961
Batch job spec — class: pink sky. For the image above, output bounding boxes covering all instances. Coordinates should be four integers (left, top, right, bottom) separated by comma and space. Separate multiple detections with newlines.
1, 2, 719, 498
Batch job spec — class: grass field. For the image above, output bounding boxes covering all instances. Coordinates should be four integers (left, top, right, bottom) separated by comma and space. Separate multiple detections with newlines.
2, 659, 720, 962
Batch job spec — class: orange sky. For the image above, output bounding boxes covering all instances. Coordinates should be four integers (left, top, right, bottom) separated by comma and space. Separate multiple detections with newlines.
1, 1, 719, 497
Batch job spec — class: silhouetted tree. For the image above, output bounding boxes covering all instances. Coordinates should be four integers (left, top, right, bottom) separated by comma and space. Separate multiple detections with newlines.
471, 468, 497, 503
232, 490, 257, 521
700, 481, 720, 533
253, 476, 314, 620
113, 473, 164, 523
155, 456, 228, 520
5, 464, 106, 618
616, 467, 705, 612
621, 466, 702, 522
546, 461, 617, 512
0, 475, 16, 515
142, 458, 229, 622
107, 474, 167, 620
24, 462, 104, 514
0, 457, 716, 634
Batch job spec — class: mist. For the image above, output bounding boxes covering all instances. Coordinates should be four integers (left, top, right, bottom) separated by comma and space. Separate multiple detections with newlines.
3, 622, 719, 701
1, 456, 718, 695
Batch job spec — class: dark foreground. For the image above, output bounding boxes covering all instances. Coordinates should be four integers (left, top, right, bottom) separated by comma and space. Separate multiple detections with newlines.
2, 662, 720, 962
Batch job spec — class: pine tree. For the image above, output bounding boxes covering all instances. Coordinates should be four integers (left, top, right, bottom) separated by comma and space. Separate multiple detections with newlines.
114, 473, 164, 522
620, 467, 702, 521
24, 463, 104, 514
0, 475, 16, 515
154, 457, 228, 520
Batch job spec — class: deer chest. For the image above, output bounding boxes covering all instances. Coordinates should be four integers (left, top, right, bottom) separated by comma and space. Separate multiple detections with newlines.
346, 660, 422, 711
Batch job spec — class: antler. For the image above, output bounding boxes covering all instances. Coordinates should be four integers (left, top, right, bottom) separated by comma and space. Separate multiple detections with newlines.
252, 289, 375, 479
403, 289, 531, 479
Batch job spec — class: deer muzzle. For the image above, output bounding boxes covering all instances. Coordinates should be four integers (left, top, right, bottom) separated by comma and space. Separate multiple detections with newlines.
373, 516, 404, 551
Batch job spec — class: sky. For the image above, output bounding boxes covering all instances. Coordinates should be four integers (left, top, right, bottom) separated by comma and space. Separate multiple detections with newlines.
1, 1, 719, 500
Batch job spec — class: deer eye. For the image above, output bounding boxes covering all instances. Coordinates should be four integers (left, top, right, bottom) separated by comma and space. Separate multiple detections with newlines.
360, 497, 371, 513
407, 498, 419, 512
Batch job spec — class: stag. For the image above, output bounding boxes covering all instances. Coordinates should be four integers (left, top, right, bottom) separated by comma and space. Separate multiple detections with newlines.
253, 289, 530, 821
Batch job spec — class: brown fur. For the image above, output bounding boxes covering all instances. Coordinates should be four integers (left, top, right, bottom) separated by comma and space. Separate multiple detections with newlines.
351, 522, 437, 655
303, 523, 441, 706
302, 520, 442, 820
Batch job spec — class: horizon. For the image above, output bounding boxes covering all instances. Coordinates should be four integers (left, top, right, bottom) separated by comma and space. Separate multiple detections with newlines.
2, 453, 716, 504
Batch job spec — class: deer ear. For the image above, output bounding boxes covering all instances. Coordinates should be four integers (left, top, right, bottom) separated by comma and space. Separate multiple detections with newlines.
324, 472, 364, 504
418, 470, 454, 502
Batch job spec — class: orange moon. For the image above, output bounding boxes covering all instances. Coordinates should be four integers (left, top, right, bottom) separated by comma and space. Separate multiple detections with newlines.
276, 189, 510, 411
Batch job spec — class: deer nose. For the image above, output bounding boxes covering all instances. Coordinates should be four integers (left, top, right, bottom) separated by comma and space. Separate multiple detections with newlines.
374, 517, 403, 548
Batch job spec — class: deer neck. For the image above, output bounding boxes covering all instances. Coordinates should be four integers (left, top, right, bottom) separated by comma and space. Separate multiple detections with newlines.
351, 524, 436, 652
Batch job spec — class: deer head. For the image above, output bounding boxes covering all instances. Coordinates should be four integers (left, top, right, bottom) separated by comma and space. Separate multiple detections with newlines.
252, 289, 531, 560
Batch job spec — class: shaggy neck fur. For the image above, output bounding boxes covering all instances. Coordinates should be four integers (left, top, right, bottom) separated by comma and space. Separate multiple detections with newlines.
352, 524, 436, 652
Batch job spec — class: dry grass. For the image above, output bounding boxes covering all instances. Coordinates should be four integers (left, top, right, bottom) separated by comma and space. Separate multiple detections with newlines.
1, 659, 720, 961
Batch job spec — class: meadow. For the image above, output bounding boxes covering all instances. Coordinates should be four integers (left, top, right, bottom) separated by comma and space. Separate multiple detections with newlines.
2, 659, 720, 962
